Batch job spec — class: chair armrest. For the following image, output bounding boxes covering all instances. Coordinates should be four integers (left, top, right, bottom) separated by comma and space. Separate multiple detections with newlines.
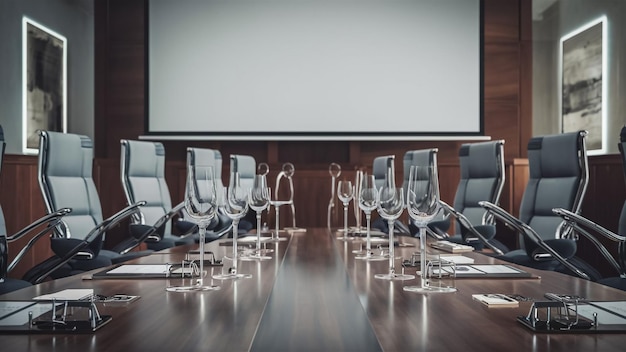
30, 202, 149, 283
553, 207, 626, 277
439, 200, 504, 255
6, 208, 72, 274
479, 201, 590, 280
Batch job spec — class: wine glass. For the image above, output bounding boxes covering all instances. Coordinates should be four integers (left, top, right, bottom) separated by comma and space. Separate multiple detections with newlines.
213, 173, 252, 280
355, 174, 385, 261
281, 163, 303, 232
167, 165, 220, 292
248, 174, 272, 260
403, 165, 456, 293
374, 187, 414, 280
327, 163, 342, 230
269, 164, 292, 242
336, 180, 354, 241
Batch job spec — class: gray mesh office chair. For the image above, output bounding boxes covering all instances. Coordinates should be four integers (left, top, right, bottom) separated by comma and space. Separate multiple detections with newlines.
34, 131, 153, 279
479, 131, 596, 280
121, 139, 195, 250
435, 140, 506, 253
552, 126, 626, 289
0, 126, 73, 292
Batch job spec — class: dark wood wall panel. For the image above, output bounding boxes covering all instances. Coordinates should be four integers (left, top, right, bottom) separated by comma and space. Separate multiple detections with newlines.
483, 44, 520, 102
483, 0, 521, 42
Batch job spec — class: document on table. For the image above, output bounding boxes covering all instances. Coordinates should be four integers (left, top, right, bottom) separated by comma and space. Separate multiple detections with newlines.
439, 255, 475, 264
434, 264, 533, 278
0, 302, 54, 326
33, 289, 94, 301
106, 264, 171, 275
576, 302, 626, 325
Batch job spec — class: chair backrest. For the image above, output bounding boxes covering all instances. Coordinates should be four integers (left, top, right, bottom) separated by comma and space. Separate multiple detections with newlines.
120, 140, 172, 237
402, 149, 438, 190
38, 131, 103, 241
452, 140, 505, 233
187, 147, 224, 192
372, 155, 395, 189
230, 154, 256, 191
519, 130, 589, 254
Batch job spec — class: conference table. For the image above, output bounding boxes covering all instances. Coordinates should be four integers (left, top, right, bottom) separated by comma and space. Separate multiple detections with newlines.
2, 228, 626, 351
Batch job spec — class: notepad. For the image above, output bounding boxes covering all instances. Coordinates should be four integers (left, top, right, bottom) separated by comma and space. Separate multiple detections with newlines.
439, 255, 475, 264
431, 241, 474, 253
33, 289, 94, 301
472, 294, 520, 308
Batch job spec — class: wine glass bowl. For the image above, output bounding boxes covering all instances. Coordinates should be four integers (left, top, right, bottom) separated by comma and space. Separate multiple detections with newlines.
337, 180, 354, 240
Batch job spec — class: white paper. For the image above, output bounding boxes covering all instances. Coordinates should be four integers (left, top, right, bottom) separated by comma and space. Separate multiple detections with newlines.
33, 289, 94, 301
471, 265, 522, 274
106, 264, 170, 275
571, 302, 626, 325
440, 255, 475, 264
0, 303, 53, 326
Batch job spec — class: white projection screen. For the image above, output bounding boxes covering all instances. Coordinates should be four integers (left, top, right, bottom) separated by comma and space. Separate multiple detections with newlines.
148, 0, 482, 140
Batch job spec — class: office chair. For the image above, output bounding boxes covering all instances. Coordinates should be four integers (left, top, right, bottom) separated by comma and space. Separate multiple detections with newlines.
433, 140, 506, 253
478, 130, 599, 280
185, 147, 233, 240
551, 126, 626, 289
34, 131, 153, 279
121, 139, 195, 250
0, 126, 74, 292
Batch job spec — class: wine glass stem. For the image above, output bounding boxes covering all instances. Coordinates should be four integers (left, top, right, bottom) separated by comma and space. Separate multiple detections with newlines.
419, 225, 428, 288
275, 206, 280, 240
365, 213, 372, 252
343, 203, 349, 235
388, 220, 395, 275
232, 219, 239, 274
256, 212, 262, 251
198, 223, 206, 286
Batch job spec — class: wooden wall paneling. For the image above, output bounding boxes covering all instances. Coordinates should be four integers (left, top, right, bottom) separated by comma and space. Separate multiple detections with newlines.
518, 0, 533, 159
277, 141, 350, 166
2, 156, 53, 280
95, 0, 146, 159
576, 155, 626, 276
483, 0, 520, 43
484, 103, 521, 158
483, 43, 520, 102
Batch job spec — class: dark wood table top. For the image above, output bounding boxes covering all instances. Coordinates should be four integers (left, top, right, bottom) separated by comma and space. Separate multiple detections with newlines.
2, 228, 626, 351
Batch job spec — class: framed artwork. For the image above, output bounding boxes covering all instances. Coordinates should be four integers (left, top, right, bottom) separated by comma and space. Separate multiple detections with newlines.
22, 17, 67, 154
559, 17, 607, 155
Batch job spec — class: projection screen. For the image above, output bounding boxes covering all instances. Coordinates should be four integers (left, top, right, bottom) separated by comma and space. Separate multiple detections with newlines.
147, 0, 482, 140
